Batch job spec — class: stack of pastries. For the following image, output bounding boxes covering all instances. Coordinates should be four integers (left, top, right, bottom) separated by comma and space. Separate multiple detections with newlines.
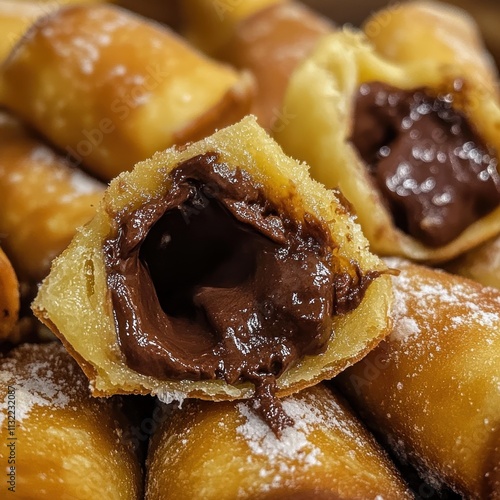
0, 0, 499, 498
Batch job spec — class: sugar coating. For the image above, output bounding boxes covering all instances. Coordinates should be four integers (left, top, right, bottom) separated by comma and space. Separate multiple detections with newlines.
0, 343, 86, 428
234, 389, 364, 494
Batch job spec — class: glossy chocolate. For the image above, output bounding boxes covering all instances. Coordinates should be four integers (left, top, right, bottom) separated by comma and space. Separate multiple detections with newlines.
351, 81, 500, 247
104, 152, 375, 433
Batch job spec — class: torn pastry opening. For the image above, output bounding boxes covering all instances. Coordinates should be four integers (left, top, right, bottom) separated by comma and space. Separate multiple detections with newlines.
103, 152, 378, 433
350, 80, 500, 247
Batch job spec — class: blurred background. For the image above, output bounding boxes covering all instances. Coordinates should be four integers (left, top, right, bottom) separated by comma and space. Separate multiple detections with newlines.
303, 0, 500, 68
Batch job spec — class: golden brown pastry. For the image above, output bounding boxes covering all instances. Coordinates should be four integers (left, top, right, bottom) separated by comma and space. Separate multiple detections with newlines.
218, 1, 333, 130
0, 112, 104, 285
0, 3, 254, 181
146, 384, 413, 499
445, 234, 500, 289
336, 258, 500, 499
180, 0, 285, 56
0, 342, 142, 498
363, 1, 498, 90
275, 7, 500, 263
0, 247, 19, 342
32, 117, 392, 432
0, 1, 58, 64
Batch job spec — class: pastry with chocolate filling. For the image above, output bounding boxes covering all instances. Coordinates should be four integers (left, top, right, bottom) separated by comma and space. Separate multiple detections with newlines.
0, 247, 19, 342
146, 384, 413, 499
0, 112, 104, 285
0, 3, 254, 181
274, 11, 500, 263
0, 342, 142, 498
336, 258, 500, 499
32, 117, 392, 430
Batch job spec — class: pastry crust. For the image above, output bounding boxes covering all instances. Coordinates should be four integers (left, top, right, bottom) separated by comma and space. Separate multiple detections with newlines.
0, 3, 254, 181
0, 112, 103, 284
274, 22, 500, 263
146, 384, 412, 499
0, 247, 19, 342
219, 1, 333, 131
337, 258, 500, 499
445, 234, 500, 289
0, 342, 142, 499
180, 0, 285, 56
32, 116, 392, 402
363, 1, 498, 91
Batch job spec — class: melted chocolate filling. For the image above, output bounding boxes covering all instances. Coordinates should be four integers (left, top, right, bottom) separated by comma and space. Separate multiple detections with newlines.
104, 152, 375, 434
351, 81, 500, 247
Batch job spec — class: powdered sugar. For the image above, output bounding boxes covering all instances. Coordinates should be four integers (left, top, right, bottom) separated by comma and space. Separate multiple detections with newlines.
0, 343, 83, 428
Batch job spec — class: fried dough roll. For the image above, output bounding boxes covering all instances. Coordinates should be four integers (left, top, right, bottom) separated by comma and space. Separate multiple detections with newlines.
180, 0, 285, 56
146, 384, 412, 499
32, 117, 391, 432
0, 248, 19, 342
0, 342, 142, 499
0, 112, 104, 285
218, 1, 333, 130
336, 259, 500, 499
275, 14, 500, 263
445, 234, 500, 289
0, 1, 58, 64
363, 1, 498, 90
0, 4, 254, 181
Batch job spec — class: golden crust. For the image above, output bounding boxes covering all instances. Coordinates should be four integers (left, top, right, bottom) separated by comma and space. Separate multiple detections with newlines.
0, 3, 254, 181
146, 384, 412, 499
0, 247, 19, 342
445, 234, 500, 290
363, 1, 498, 91
32, 116, 392, 401
274, 23, 500, 263
337, 259, 500, 498
0, 112, 103, 284
0, 342, 142, 498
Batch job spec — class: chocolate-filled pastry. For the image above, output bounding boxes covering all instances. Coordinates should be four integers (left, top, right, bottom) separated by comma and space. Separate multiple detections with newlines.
0, 247, 19, 342
180, 0, 285, 56
146, 384, 413, 499
336, 259, 500, 499
0, 112, 104, 285
445, 234, 500, 290
0, 342, 142, 498
0, 4, 254, 181
363, 1, 498, 90
218, 1, 333, 131
32, 117, 392, 431
275, 20, 500, 263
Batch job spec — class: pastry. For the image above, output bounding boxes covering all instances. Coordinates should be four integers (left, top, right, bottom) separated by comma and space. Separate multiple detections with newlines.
146, 384, 413, 499
218, 1, 333, 130
32, 116, 392, 432
0, 3, 254, 181
180, 0, 285, 56
0, 0, 57, 64
274, 3, 500, 263
444, 234, 500, 289
0, 247, 19, 342
363, 1, 498, 90
0, 342, 142, 498
0, 112, 103, 285
336, 258, 500, 499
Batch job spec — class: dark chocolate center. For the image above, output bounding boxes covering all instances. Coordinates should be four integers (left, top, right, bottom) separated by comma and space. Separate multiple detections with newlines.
350, 81, 500, 247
